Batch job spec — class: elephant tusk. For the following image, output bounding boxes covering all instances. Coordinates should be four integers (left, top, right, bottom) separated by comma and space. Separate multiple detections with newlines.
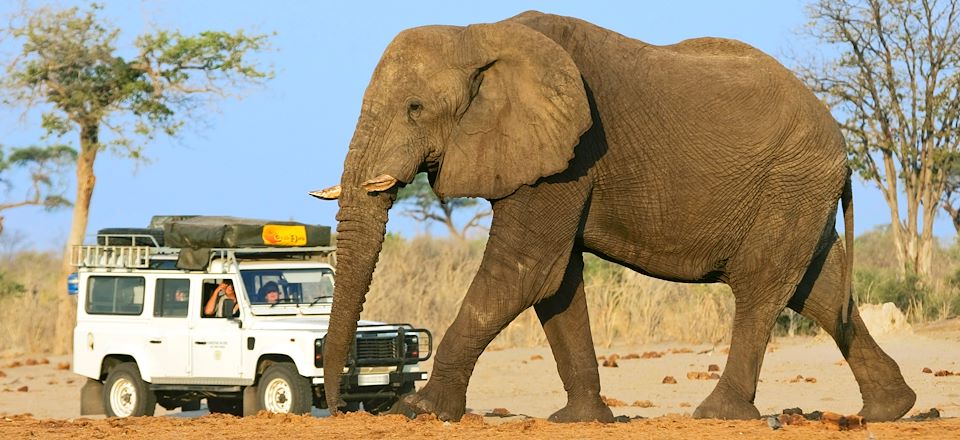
361, 174, 398, 193
309, 184, 341, 200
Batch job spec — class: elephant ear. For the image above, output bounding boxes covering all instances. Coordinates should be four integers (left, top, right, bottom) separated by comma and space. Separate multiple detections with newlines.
433, 21, 591, 200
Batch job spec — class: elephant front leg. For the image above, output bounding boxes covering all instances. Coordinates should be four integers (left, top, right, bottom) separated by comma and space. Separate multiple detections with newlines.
395, 195, 590, 421
534, 251, 613, 423
395, 244, 555, 421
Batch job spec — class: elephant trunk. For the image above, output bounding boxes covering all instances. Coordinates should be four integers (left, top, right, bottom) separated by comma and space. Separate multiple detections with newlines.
322, 112, 396, 413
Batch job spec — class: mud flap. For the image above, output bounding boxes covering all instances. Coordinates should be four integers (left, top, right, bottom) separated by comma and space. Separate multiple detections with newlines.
80, 379, 106, 415
242, 384, 261, 416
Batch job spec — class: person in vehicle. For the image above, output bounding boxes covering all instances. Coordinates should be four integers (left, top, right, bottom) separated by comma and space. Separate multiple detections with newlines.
258, 281, 281, 304
203, 280, 239, 317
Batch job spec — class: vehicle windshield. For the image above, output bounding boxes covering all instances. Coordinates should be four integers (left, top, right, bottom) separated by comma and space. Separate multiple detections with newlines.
240, 268, 334, 306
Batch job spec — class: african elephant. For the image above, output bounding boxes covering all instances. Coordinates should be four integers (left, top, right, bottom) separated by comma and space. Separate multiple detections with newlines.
312, 11, 916, 422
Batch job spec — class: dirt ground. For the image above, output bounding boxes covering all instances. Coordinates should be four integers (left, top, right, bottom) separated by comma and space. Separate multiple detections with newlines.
1, 323, 958, 439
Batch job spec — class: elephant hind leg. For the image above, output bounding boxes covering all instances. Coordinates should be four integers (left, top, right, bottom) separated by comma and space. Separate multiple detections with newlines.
788, 238, 916, 421
693, 278, 791, 420
534, 251, 613, 423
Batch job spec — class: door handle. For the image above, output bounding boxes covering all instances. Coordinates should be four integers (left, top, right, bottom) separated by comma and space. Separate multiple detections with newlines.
149, 340, 162, 344
194, 341, 207, 345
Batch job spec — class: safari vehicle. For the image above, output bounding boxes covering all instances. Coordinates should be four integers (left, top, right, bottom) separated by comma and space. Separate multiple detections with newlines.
70, 216, 432, 418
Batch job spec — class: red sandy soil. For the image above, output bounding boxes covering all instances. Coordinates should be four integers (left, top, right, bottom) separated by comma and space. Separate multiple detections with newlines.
1, 322, 958, 439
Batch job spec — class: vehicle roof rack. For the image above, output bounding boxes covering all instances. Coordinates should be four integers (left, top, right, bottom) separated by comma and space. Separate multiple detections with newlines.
71, 233, 335, 270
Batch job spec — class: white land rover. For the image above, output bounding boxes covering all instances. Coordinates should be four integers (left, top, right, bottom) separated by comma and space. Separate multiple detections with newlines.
70, 225, 431, 418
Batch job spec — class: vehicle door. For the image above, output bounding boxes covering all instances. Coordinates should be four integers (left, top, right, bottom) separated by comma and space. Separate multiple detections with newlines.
189, 278, 243, 382
146, 277, 193, 381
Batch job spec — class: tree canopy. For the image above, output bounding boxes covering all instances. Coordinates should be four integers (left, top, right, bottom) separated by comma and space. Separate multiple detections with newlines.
796, 0, 960, 278
396, 173, 491, 241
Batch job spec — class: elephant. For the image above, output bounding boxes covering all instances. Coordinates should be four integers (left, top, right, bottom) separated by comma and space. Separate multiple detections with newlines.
311, 11, 916, 423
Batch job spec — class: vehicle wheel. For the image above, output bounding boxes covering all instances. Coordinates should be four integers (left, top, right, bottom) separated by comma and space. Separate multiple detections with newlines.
363, 382, 415, 415
258, 362, 312, 414
102, 362, 156, 417
207, 397, 243, 416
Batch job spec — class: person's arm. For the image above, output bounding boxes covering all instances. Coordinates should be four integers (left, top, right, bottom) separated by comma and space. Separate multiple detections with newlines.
204, 284, 223, 316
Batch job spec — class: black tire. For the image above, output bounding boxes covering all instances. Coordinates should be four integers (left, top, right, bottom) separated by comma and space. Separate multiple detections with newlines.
363, 382, 415, 415
102, 362, 156, 417
207, 397, 243, 416
97, 228, 164, 246
258, 362, 312, 414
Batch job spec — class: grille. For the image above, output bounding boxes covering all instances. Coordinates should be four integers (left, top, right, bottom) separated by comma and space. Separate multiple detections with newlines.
356, 337, 398, 360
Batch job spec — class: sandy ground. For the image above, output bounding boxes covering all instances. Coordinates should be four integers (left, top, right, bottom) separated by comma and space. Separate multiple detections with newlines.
0, 324, 958, 438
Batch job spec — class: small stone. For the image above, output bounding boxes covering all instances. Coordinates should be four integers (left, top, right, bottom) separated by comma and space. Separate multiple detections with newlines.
767, 416, 782, 430
601, 395, 626, 407
709, 372, 721, 380
707, 364, 720, 372
490, 407, 511, 417
623, 353, 640, 360
602, 358, 619, 368
16, 386, 27, 392
631, 400, 654, 408
804, 377, 817, 383
641, 351, 663, 359
460, 413, 484, 425
57, 362, 70, 370
934, 370, 955, 377
662, 376, 677, 384
529, 355, 543, 361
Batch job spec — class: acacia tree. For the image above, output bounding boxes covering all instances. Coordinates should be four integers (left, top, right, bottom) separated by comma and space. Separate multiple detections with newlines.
1, 3, 272, 352
396, 173, 491, 241
796, 0, 960, 278
0, 144, 76, 234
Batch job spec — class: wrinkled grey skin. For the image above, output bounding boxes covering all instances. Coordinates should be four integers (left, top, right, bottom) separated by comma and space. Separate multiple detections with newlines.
321, 11, 916, 423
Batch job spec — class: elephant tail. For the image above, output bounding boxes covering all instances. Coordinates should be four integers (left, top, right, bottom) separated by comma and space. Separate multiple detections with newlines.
841, 170, 854, 324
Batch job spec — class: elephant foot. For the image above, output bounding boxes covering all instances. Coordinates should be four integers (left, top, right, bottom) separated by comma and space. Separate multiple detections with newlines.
548, 396, 615, 423
693, 387, 760, 420
859, 382, 916, 421
388, 383, 466, 422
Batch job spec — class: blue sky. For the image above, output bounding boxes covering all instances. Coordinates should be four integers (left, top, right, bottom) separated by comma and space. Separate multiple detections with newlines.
0, 0, 952, 250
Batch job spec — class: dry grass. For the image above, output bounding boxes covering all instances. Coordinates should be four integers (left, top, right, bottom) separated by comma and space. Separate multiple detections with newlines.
0, 251, 64, 355
2, 231, 955, 354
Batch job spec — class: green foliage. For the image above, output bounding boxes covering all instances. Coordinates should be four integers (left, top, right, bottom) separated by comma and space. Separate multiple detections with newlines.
1, 2, 273, 157
774, 309, 819, 337
855, 269, 928, 313
0, 270, 26, 299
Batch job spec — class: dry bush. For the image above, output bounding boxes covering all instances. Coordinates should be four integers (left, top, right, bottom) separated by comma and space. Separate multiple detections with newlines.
0, 251, 63, 354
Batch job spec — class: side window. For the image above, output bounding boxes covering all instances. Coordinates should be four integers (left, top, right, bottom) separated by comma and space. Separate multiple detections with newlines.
201, 278, 239, 318
154, 278, 190, 318
86, 276, 145, 315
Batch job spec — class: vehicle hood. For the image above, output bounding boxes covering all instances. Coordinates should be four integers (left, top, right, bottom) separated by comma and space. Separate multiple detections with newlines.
243, 317, 393, 332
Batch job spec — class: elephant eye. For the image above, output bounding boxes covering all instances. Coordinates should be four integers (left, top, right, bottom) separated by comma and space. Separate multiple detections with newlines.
407, 100, 423, 120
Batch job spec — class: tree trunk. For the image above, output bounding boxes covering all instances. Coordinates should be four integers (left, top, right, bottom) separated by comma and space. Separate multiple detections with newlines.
53, 124, 99, 355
